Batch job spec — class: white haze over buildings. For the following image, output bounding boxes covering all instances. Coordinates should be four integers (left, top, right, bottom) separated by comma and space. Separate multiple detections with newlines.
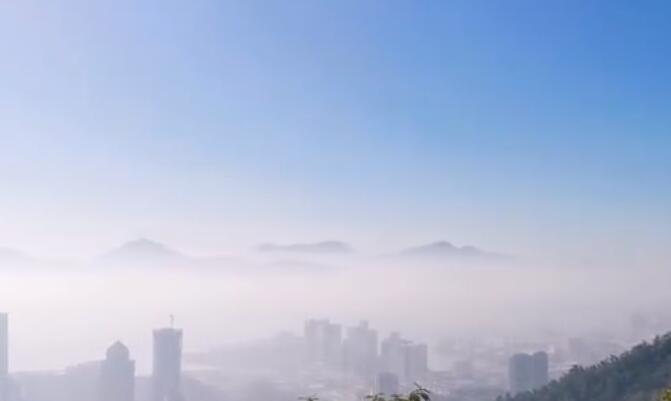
1, 3, 670, 399
1, 240, 669, 373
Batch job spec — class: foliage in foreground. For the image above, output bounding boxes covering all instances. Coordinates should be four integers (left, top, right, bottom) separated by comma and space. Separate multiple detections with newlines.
365, 383, 432, 401
499, 333, 671, 401
301, 383, 432, 401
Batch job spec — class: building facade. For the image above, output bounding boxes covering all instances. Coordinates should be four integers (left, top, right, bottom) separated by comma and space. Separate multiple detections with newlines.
508, 351, 549, 394
0, 313, 7, 401
405, 343, 428, 384
152, 328, 183, 401
100, 341, 135, 401
304, 319, 342, 369
343, 321, 378, 380
380, 332, 428, 385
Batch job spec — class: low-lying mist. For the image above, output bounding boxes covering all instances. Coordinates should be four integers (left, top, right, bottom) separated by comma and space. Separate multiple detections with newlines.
1, 252, 669, 374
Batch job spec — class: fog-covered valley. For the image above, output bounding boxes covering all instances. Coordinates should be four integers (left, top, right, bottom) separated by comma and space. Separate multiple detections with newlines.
2, 238, 669, 375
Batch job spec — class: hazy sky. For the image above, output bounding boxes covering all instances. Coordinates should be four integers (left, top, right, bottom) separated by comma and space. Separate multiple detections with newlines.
0, 0, 669, 263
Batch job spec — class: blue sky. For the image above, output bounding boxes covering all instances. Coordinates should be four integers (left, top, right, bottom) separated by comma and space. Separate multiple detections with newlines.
0, 0, 669, 262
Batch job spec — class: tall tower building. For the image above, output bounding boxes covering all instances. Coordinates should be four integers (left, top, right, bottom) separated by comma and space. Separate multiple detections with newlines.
304, 319, 326, 364
152, 328, 183, 401
405, 343, 428, 384
509, 353, 531, 394
380, 332, 429, 384
303, 319, 342, 368
508, 351, 549, 394
100, 341, 135, 401
323, 323, 342, 368
343, 321, 378, 380
0, 313, 8, 401
531, 351, 549, 388
380, 332, 407, 381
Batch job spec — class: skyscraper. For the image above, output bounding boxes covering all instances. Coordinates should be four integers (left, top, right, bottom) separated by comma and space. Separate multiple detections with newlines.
153, 328, 183, 401
405, 343, 428, 384
304, 319, 342, 368
380, 332, 428, 385
304, 319, 326, 365
508, 351, 549, 394
380, 332, 407, 381
0, 313, 7, 401
323, 322, 342, 368
342, 321, 378, 380
531, 351, 549, 389
508, 353, 530, 394
100, 341, 135, 401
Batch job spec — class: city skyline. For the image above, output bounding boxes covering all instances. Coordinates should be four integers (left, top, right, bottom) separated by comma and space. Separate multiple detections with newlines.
1, 310, 655, 401
0, 313, 432, 375
0, 313, 436, 401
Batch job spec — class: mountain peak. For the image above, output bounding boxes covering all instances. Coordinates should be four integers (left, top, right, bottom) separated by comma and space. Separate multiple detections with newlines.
399, 241, 500, 260
117, 238, 173, 254
100, 238, 188, 267
426, 241, 457, 249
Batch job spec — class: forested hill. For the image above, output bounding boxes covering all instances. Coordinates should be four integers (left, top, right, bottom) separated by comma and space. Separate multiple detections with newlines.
498, 333, 671, 401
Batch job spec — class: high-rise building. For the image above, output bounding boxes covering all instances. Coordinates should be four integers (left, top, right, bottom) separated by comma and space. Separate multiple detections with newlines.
0, 313, 7, 401
304, 319, 342, 368
508, 353, 530, 394
304, 319, 325, 364
342, 321, 378, 380
531, 351, 549, 388
376, 372, 399, 395
508, 351, 549, 394
153, 328, 183, 401
380, 332, 407, 381
323, 322, 342, 368
100, 341, 135, 401
380, 332, 428, 384
405, 343, 428, 384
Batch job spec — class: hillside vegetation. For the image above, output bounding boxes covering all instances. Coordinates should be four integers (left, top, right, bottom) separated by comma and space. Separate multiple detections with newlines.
498, 333, 671, 401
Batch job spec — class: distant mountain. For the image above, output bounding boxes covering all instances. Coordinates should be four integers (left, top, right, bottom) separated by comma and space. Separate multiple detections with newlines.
398, 241, 507, 261
499, 333, 671, 401
100, 238, 190, 267
257, 241, 353, 254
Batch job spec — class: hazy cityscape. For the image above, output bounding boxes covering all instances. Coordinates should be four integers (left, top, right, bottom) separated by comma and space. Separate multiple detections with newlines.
0, 308, 667, 401
1, 1, 670, 401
